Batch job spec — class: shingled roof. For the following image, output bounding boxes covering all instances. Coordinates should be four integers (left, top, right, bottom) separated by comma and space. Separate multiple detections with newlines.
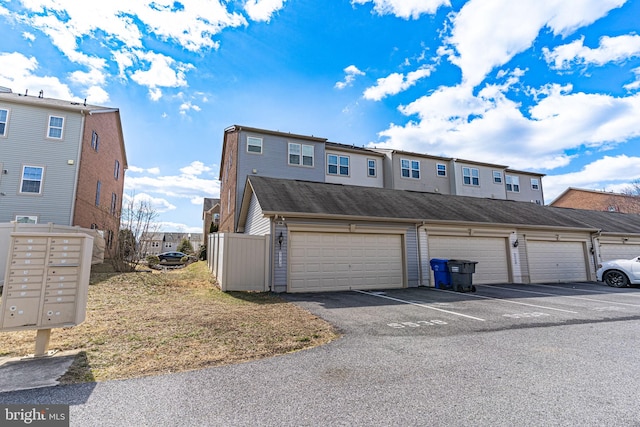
242, 176, 640, 232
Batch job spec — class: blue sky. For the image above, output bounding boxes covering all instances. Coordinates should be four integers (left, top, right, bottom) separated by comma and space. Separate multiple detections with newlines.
1, 0, 640, 233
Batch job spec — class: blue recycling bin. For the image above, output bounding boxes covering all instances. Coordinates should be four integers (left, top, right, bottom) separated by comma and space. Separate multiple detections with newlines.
430, 258, 452, 289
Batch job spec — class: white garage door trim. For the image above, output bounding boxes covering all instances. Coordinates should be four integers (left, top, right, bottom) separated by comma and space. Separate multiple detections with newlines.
288, 231, 404, 292
427, 236, 510, 285
526, 240, 588, 283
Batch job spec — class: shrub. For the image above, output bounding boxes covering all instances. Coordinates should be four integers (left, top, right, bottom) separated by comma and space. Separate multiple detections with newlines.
147, 255, 160, 267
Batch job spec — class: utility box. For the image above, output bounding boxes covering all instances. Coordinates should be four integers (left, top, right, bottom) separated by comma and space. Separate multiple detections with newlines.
0, 232, 93, 331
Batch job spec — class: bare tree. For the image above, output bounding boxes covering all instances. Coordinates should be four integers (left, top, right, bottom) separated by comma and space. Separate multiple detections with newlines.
112, 193, 161, 272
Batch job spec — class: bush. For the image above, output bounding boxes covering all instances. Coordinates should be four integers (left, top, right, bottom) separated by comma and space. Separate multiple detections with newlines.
147, 255, 160, 267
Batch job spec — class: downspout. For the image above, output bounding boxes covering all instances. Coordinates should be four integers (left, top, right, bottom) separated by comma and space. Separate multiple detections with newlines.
69, 111, 85, 225
417, 221, 426, 286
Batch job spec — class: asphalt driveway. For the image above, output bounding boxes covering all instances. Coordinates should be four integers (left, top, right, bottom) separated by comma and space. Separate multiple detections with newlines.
2, 282, 640, 426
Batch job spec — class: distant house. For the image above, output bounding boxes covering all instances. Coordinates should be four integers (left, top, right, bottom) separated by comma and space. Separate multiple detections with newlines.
140, 232, 203, 256
0, 88, 127, 257
550, 188, 640, 214
217, 125, 546, 232
202, 197, 220, 244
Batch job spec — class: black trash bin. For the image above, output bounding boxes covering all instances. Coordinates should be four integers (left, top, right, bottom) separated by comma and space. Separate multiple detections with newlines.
447, 259, 478, 292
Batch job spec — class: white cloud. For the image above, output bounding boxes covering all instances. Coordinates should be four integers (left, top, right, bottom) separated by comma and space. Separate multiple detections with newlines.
22, 31, 35, 42
0, 52, 77, 100
180, 161, 212, 176
544, 34, 640, 70
544, 155, 640, 201
84, 86, 110, 104
335, 65, 365, 89
125, 161, 219, 201
244, 0, 287, 22
442, 0, 627, 87
624, 67, 640, 91
130, 51, 193, 90
363, 65, 434, 101
352, 0, 451, 19
375, 79, 640, 171
179, 101, 202, 115
123, 192, 176, 214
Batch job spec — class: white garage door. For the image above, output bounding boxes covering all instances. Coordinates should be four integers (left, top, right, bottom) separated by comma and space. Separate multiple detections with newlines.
527, 241, 588, 283
428, 236, 509, 284
289, 232, 404, 292
599, 244, 640, 262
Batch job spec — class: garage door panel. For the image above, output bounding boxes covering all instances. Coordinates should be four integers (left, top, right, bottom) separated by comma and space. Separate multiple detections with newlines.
428, 236, 509, 284
527, 241, 587, 283
599, 244, 640, 262
289, 231, 404, 292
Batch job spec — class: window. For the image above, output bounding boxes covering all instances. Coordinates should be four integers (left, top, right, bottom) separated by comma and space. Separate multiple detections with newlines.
111, 193, 118, 216
463, 167, 480, 186
367, 159, 377, 177
15, 215, 37, 224
493, 171, 502, 184
47, 116, 64, 139
506, 175, 520, 192
0, 109, 8, 136
247, 137, 263, 154
114, 160, 120, 180
91, 130, 99, 151
401, 159, 420, 179
288, 143, 314, 166
20, 166, 44, 194
95, 180, 101, 206
531, 178, 540, 190
90, 223, 98, 229
437, 163, 447, 177
327, 154, 349, 176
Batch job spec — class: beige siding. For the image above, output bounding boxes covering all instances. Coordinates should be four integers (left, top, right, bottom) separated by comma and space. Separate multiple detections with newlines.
526, 240, 588, 283
214, 233, 269, 292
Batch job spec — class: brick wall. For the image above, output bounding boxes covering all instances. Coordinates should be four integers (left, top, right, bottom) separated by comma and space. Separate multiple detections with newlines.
219, 131, 238, 232
74, 111, 126, 257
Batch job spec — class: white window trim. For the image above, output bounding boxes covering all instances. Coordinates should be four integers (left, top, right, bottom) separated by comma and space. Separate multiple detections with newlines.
91, 130, 99, 151
493, 171, 502, 184
436, 163, 447, 177
327, 154, 350, 176
247, 136, 263, 154
47, 115, 65, 140
19, 165, 44, 195
15, 215, 38, 224
506, 175, 520, 192
531, 178, 540, 191
367, 158, 377, 178
0, 108, 9, 137
401, 158, 420, 179
288, 143, 314, 167
463, 167, 480, 186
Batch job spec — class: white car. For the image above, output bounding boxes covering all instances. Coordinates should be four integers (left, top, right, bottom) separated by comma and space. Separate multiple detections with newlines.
596, 257, 640, 287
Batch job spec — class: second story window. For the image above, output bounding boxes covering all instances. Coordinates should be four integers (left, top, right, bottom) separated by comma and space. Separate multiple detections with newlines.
111, 193, 118, 216
463, 167, 480, 186
288, 143, 314, 166
437, 163, 447, 177
48, 116, 64, 139
493, 171, 502, 184
367, 159, 377, 177
0, 109, 8, 136
531, 178, 540, 190
327, 154, 349, 176
95, 180, 101, 206
506, 175, 520, 192
114, 160, 120, 180
20, 166, 44, 194
91, 131, 99, 151
401, 159, 420, 179
247, 137, 263, 154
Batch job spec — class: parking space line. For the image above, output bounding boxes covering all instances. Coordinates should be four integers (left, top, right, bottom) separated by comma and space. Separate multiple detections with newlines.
533, 283, 640, 297
355, 290, 486, 321
436, 289, 579, 314
481, 285, 640, 308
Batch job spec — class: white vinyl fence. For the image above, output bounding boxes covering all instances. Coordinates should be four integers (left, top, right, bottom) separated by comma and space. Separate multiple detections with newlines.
208, 233, 270, 292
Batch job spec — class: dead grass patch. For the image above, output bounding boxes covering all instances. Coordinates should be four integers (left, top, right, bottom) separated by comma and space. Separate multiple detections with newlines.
0, 262, 339, 383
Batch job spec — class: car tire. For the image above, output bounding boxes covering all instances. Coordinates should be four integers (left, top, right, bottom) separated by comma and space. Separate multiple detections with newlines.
603, 270, 629, 288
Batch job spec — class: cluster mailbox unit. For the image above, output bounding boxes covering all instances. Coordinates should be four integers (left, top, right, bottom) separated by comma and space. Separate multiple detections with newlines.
0, 232, 93, 355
